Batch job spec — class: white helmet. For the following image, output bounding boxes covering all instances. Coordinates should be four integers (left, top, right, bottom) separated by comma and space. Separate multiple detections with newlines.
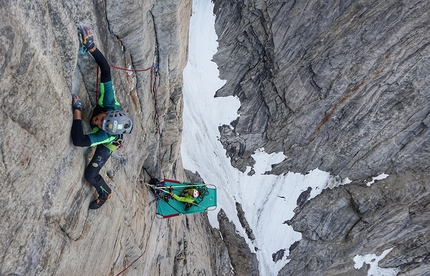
192, 189, 200, 198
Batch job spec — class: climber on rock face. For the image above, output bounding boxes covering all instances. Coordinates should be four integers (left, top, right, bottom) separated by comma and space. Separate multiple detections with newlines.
71, 24, 133, 210
169, 188, 200, 211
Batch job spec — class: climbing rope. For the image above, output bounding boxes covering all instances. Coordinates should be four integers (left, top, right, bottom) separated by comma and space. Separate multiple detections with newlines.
145, 183, 209, 210
115, 212, 157, 276
110, 64, 154, 72
94, 63, 154, 102
110, 49, 161, 275
149, 183, 208, 190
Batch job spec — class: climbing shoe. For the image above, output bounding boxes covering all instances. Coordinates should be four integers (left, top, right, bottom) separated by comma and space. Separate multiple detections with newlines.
89, 193, 111, 209
78, 24, 95, 51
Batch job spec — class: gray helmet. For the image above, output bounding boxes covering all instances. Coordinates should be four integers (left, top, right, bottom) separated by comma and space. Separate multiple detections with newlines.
102, 110, 133, 135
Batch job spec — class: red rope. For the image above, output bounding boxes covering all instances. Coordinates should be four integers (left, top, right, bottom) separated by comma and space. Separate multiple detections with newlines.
110, 64, 154, 72
95, 64, 152, 103
113, 52, 160, 276
115, 213, 157, 276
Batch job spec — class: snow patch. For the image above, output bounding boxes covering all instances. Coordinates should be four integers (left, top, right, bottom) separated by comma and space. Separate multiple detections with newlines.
353, 248, 400, 276
182, 1, 353, 275
249, 148, 285, 175
343, 177, 352, 184
367, 173, 389, 186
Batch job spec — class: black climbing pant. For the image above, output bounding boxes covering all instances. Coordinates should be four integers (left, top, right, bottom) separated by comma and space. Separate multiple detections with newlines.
84, 145, 112, 197
91, 48, 111, 82
74, 48, 113, 199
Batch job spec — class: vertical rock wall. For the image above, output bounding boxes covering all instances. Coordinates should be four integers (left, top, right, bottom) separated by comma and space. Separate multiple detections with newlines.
212, 0, 430, 274
213, 0, 430, 181
0, 1, 229, 275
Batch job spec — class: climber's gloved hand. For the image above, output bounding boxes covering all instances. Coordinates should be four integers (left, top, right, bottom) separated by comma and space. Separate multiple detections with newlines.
72, 95, 82, 111
79, 24, 95, 51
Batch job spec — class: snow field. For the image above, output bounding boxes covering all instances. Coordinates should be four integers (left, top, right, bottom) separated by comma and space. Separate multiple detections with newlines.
182, 1, 398, 275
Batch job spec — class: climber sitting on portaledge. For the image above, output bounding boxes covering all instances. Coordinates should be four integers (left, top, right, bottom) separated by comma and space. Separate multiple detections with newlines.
169, 187, 200, 211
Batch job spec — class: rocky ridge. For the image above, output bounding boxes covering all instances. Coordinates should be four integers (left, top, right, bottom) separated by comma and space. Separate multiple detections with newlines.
213, 0, 430, 181
212, 0, 430, 275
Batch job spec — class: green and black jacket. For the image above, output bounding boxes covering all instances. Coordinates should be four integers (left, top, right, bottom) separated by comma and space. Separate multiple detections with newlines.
87, 81, 121, 152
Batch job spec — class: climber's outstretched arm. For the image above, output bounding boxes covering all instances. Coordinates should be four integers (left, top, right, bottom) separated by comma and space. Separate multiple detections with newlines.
71, 95, 91, 147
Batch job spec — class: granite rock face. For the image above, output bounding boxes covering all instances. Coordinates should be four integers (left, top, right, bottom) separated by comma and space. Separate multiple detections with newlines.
3, 0, 430, 275
218, 209, 259, 276
212, 0, 430, 275
281, 172, 430, 275
0, 1, 235, 275
213, 0, 430, 181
